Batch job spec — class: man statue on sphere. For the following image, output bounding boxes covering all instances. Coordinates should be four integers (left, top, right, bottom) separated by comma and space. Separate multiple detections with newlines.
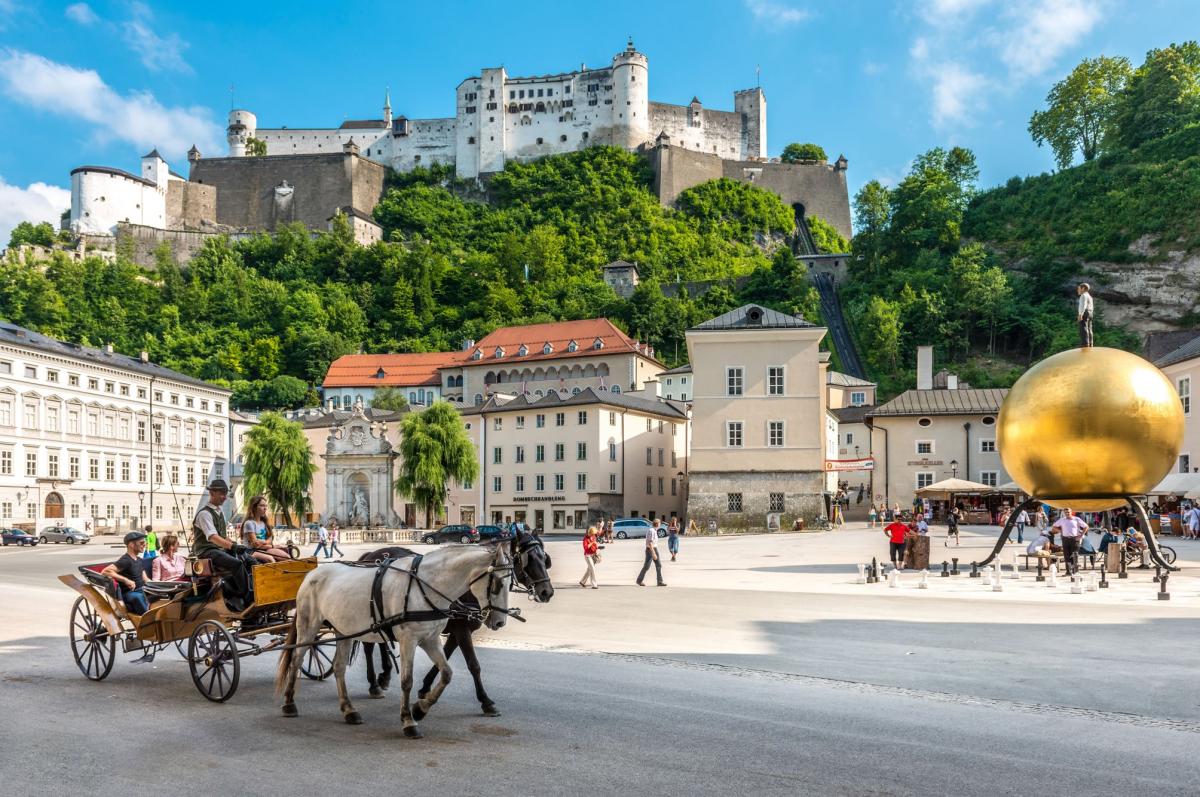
1076, 282, 1094, 348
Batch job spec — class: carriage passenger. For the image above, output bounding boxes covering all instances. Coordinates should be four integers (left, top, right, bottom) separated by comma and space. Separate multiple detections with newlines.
101, 531, 151, 614
151, 534, 188, 581
241, 495, 292, 563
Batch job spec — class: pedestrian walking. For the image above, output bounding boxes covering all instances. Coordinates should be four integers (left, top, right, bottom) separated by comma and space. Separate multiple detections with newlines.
142, 526, 158, 562
327, 522, 344, 558
312, 522, 330, 558
1015, 508, 1029, 544
1077, 282, 1094, 348
668, 519, 680, 561
579, 526, 600, 589
1182, 504, 1200, 540
945, 506, 961, 547
867, 503, 877, 528
637, 519, 666, 586
1052, 508, 1088, 576
884, 517, 909, 569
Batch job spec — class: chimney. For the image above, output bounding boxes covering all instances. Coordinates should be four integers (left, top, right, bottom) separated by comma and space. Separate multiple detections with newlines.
104, 343, 114, 354
139, 350, 149, 363
643, 378, 660, 398
916, 346, 933, 390
947, 374, 959, 390
326, 398, 335, 411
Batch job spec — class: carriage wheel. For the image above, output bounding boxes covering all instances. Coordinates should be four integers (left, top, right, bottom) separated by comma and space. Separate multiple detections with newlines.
188, 620, 241, 703
299, 635, 337, 680
1161, 546, 1177, 566
69, 596, 116, 681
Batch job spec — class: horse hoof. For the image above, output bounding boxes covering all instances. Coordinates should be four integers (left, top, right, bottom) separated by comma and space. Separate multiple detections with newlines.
379, 675, 392, 689
403, 725, 423, 739
281, 703, 298, 718
416, 689, 429, 700
368, 686, 384, 698
411, 704, 427, 722
482, 705, 501, 717
345, 711, 363, 725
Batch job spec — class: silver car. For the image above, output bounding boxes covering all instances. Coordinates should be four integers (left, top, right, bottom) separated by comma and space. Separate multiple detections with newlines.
39, 525, 91, 544
612, 518, 666, 539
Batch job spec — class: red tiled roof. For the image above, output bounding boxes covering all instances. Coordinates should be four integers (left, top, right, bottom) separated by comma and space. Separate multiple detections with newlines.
452, 318, 660, 367
322, 351, 467, 388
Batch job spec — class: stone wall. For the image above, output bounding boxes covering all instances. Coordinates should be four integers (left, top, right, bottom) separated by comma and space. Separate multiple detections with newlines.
686, 470, 825, 532
166, 180, 216, 228
114, 222, 250, 268
189, 152, 385, 231
648, 102, 745, 159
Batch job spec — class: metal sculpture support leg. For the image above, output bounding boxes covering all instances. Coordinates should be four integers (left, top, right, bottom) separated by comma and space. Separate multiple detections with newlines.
978, 496, 1040, 568
1129, 498, 1177, 572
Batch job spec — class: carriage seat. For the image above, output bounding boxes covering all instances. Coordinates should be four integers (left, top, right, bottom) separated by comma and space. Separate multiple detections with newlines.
143, 580, 193, 600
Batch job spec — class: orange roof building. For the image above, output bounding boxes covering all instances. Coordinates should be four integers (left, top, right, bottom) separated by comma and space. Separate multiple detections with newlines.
322, 350, 467, 408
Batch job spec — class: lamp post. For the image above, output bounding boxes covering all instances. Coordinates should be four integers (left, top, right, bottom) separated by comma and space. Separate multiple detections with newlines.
950, 460, 959, 479
138, 491, 145, 529
676, 470, 688, 521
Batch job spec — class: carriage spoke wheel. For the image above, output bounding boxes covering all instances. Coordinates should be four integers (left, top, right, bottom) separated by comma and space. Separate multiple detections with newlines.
300, 636, 337, 680
188, 620, 240, 703
69, 596, 115, 681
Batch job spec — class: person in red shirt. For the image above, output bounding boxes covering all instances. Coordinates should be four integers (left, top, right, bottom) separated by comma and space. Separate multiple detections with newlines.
579, 526, 600, 589
884, 519, 909, 569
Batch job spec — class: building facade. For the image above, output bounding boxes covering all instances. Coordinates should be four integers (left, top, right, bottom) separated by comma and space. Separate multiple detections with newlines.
447, 388, 688, 531
0, 323, 232, 534
660, 363, 692, 401
685, 304, 829, 531
1156, 333, 1200, 474
239, 41, 766, 180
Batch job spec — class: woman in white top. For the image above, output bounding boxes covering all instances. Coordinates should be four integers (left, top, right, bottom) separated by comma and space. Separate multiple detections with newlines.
242, 495, 292, 562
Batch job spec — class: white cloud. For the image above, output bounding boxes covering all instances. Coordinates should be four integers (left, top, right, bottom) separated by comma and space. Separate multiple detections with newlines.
998, 0, 1102, 78
122, 2, 192, 74
929, 62, 989, 127
0, 49, 221, 161
745, 0, 811, 27
0, 177, 70, 247
65, 2, 98, 25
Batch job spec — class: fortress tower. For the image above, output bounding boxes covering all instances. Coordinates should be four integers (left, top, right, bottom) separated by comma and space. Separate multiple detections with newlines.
227, 109, 257, 157
734, 88, 766, 160
611, 39, 650, 150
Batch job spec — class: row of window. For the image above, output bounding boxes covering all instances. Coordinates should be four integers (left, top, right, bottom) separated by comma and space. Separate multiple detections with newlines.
723, 493, 787, 513
0, 449, 212, 486
487, 473, 681, 496
472, 339, 604, 361
726, 366, 786, 397
0, 502, 191, 521
726, 420, 787, 448
914, 439, 997, 455
489, 412, 678, 435
0, 402, 221, 451
915, 471, 1000, 489
1180, 377, 1191, 415
0, 360, 222, 412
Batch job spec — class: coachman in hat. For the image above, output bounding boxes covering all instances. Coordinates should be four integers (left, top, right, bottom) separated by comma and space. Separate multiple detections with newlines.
193, 478, 255, 611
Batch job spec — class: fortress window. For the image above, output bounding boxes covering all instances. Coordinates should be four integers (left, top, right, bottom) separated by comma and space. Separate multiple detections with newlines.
565, 85, 571, 93
519, 90, 525, 98
468, 136, 475, 144
537, 89, 543, 97
582, 132, 589, 140
589, 99, 598, 106
509, 90, 515, 99
537, 137, 544, 145
560, 135, 567, 142
604, 99, 612, 105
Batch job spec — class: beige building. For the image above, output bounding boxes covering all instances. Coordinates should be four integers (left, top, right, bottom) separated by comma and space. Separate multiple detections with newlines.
826, 370, 876, 410
1155, 334, 1199, 475
447, 388, 688, 531
867, 349, 1009, 505
685, 304, 829, 531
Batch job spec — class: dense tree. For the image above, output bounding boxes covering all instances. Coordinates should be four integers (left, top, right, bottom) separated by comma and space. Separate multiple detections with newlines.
807, 216, 848, 253
241, 413, 316, 526
245, 137, 268, 157
1029, 56, 1132, 168
370, 386, 409, 411
396, 402, 478, 528
7, 221, 57, 248
1111, 41, 1200, 150
780, 143, 827, 163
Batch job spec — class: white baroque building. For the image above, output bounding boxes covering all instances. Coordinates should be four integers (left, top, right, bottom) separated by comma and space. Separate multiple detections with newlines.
236, 40, 767, 179
0, 322, 233, 535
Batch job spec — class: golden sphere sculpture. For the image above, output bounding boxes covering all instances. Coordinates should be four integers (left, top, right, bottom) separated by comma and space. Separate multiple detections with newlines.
998, 347, 1184, 511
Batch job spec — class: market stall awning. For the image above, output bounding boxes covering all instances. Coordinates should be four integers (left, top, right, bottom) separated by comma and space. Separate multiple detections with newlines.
1148, 472, 1200, 499
915, 477, 994, 498
993, 480, 1025, 493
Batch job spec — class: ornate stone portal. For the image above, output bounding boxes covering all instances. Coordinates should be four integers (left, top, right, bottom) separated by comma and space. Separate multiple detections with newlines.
323, 400, 400, 527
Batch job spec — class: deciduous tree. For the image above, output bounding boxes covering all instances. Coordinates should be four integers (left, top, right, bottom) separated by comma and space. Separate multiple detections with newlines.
396, 402, 478, 528
1028, 56, 1132, 169
241, 413, 316, 526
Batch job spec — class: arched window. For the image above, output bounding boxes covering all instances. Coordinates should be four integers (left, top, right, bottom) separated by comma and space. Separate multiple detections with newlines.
409, 392, 417, 403
535, 390, 544, 397
611, 385, 621, 394
571, 387, 581, 395
474, 394, 483, 404
342, 394, 351, 407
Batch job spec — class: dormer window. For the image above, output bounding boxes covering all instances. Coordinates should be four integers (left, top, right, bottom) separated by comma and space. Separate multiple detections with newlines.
593, 338, 604, 350
518, 344, 529, 357
471, 349, 483, 361
567, 340, 578, 352
494, 346, 505, 359
374, 368, 386, 379
542, 343, 553, 355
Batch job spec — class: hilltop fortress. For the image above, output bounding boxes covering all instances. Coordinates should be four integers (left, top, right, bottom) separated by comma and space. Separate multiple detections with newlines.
64, 41, 850, 263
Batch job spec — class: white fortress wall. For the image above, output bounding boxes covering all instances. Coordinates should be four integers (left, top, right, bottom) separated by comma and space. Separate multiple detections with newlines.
388, 117, 457, 172
70, 168, 167, 235
649, 102, 746, 159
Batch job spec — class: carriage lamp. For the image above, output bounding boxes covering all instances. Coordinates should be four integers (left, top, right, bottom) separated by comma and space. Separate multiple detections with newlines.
950, 460, 959, 478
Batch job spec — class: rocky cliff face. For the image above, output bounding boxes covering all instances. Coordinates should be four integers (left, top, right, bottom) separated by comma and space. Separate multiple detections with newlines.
1078, 236, 1200, 336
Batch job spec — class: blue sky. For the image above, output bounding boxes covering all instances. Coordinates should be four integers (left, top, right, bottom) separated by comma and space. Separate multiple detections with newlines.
1, 0, 1196, 242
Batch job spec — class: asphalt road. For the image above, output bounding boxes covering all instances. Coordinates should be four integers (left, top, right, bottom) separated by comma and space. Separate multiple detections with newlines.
3, 530, 1199, 796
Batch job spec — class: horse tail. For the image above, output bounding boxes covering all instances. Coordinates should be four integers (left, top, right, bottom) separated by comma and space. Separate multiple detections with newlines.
275, 620, 297, 696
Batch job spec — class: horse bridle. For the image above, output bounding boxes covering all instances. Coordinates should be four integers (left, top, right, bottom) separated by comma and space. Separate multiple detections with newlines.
466, 546, 522, 622
509, 534, 552, 601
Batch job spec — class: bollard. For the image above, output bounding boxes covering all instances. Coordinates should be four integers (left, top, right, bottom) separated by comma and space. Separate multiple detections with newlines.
1152, 565, 1161, 584
1087, 572, 1098, 592
1070, 574, 1083, 594
992, 564, 1003, 592
970, 562, 980, 578
1048, 564, 1058, 587
951, 558, 960, 576
1118, 551, 1128, 579
889, 568, 900, 588
1099, 565, 1108, 589
982, 566, 992, 586
1158, 571, 1170, 601
919, 570, 929, 590
856, 563, 867, 585
941, 561, 950, 578
1036, 557, 1045, 582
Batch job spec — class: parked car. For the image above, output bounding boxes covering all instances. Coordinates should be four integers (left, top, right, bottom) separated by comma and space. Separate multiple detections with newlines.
421, 524, 480, 545
1, 528, 38, 546
39, 525, 91, 544
475, 524, 513, 542
612, 518, 666, 539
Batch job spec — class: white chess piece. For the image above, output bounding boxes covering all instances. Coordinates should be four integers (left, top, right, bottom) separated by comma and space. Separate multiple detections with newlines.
856, 563, 867, 585
1012, 551, 1021, 579
1048, 563, 1059, 587
889, 568, 900, 588
919, 570, 929, 589
992, 564, 1004, 592
1087, 572, 1099, 592
983, 566, 993, 586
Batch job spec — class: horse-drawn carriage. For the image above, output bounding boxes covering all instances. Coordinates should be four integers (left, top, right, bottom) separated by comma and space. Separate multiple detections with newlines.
59, 556, 337, 702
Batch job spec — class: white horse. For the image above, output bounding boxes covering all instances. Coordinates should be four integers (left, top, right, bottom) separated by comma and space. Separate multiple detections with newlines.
276, 543, 512, 738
